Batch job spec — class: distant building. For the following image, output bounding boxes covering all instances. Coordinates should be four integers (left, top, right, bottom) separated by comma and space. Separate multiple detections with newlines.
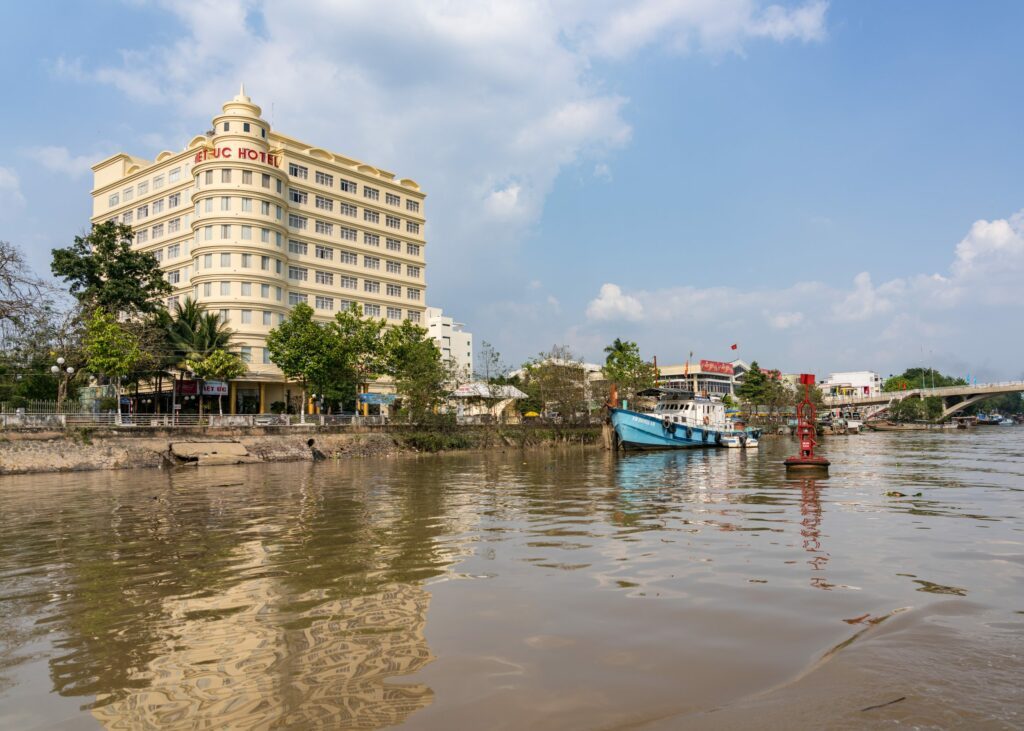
818, 371, 884, 398
426, 307, 473, 377
655, 359, 750, 397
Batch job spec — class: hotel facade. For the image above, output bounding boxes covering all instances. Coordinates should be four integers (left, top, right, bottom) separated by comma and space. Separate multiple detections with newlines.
91, 87, 427, 413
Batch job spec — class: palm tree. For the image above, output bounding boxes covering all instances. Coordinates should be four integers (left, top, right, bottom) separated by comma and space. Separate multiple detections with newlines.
603, 337, 629, 366
166, 298, 235, 363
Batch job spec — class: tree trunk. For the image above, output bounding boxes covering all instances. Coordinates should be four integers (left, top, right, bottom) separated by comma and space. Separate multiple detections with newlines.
218, 394, 224, 415
300, 387, 306, 424
114, 381, 122, 425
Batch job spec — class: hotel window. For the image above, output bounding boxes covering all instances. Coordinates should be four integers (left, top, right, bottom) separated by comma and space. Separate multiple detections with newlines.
275, 260, 282, 274
340, 202, 356, 216
219, 309, 230, 321
276, 285, 283, 299
153, 249, 164, 263
315, 171, 333, 186
260, 228, 270, 243
315, 270, 333, 285
203, 282, 212, 297
220, 253, 231, 267
385, 215, 401, 229
137, 204, 149, 219
167, 270, 180, 284
288, 163, 308, 179
315, 195, 333, 211
166, 242, 179, 258
261, 255, 270, 271
340, 275, 357, 290
288, 214, 307, 229
108, 193, 119, 207
364, 210, 379, 224
364, 279, 380, 293
203, 253, 213, 268
315, 295, 334, 311
407, 243, 420, 256
241, 282, 252, 296
221, 225, 231, 238
243, 122, 250, 133
406, 199, 420, 213
195, 174, 201, 188
154, 175, 165, 190
241, 198, 252, 212
315, 244, 333, 260
339, 250, 357, 265
261, 201, 270, 215
240, 346, 251, 363
261, 283, 270, 298
386, 238, 401, 252
123, 188, 134, 202
364, 256, 380, 270
340, 227, 357, 241
168, 295, 179, 309
387, 283, 402, 297
277, 179, 283, 193
241, 170, 252, 185
221, 196, 230, 211
288, 266, 308, 281
407, 265, 421, 278
204, 225, 213, 241
241, 253, 252, 268
289, 188, 307, 204
262, 173, 270, 188
221, 170, 232, 184
364, 233, 380, 247
386, 260, 401, 274
406, 221, 420, 234
220, 282, 231, 295
169, 167, 181, 183
137, 230, 149, 243
204, 170, 213, 184
386, 193, 401, 207
315, 220, 333, 235
364, 304, 381, 317
363, 186, 379, 201
262, 310, 272, 325
407, 288, 421, 301
241, 226, 252, 241
339, 299, 355, 312
276, 205, 283, 220
339, 178, 357, 193
262, 347, 271, 364
288, 292, 307, 305
387, 307, 402, 320
241, 309, 252, 324
223, 122, 230, 131
169, 192, 181, 208
408, 310, 421, 323
122, 211, 133, 225
152, 199, 164, 215
276, 232, 283, 247
204, 199, 213, 213
288, 240, 308, 255
138, 181, 149, 195
168, 218, 180, 234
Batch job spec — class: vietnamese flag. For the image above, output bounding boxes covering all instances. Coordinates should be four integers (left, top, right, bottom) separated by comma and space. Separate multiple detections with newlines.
730, 343, 738, 350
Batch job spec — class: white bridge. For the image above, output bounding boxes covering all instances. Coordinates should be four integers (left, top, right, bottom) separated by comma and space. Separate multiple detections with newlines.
823, 381, 1024, 420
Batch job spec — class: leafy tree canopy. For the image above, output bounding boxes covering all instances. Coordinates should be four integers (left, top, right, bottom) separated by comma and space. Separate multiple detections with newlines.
601, 338, 655, 402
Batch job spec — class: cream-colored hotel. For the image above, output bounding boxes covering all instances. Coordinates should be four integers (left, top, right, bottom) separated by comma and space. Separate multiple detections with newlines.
91, 87, 426, 413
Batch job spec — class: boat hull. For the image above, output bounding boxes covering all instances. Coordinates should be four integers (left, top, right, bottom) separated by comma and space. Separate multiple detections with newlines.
609, 408, 738, 450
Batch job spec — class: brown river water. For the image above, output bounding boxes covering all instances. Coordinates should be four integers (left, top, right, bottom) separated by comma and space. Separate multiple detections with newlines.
0, 430, 1021, 730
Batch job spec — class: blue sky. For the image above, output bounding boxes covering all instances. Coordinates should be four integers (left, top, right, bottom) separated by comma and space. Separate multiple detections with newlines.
1, 1, 1023, 380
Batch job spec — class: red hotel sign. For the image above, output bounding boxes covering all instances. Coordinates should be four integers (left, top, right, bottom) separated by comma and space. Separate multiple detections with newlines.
700, 360, 735, 376
194, 146, 280, 167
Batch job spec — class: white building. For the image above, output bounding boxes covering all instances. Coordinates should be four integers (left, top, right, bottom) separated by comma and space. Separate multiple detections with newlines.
818, 371, 884, 398
426, 307, 473, 378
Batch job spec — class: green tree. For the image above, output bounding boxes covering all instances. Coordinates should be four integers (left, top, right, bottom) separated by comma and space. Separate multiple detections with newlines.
475, 340, 507, 383
522, 345, 589, 424
185, 349, 247, 415
736, 361, 768, 409
383, 321, 450, 422
51, 221, 171, 316
601, 338, 655, 404
331, 303, 387, 411
266, 303, 340, 422
889, 396, 924, 422
83, 309, 142, 423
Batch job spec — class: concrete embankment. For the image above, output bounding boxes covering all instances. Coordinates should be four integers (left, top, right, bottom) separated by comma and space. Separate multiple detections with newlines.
0, 425, 601, 476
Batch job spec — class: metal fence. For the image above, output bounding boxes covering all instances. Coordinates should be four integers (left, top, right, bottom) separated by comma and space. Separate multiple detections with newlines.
0, 411, 388, 429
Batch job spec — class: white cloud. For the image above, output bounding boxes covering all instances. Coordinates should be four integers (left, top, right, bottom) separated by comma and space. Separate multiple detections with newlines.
0, 167, 26, 217
586, 283, 645, 321
766, 310, 804, 329
26, 146, 95, 179
593, 162, 613, 181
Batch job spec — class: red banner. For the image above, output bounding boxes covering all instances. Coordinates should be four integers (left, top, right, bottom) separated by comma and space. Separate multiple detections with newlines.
700, 360, 734, 375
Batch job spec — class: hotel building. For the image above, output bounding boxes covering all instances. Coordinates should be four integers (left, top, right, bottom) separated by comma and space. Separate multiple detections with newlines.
91, 87, 427, 413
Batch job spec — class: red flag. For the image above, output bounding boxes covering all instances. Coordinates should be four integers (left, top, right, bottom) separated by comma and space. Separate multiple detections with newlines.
730, 343, 738, 350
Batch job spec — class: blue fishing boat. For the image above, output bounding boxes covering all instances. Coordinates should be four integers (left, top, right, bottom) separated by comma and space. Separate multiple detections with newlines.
609, 390, 758, 450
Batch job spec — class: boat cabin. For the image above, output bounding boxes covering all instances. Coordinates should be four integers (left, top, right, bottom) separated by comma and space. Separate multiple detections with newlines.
653, 393, 729, 430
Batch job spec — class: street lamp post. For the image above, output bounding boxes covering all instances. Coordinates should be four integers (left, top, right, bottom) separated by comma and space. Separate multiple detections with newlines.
50, 357, 75, 413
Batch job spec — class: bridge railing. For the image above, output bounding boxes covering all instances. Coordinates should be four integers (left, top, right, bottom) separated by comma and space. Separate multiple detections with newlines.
824, 380, 1024, 406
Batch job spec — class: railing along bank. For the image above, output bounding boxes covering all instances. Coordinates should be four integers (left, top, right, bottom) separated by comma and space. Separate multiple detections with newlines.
0, 412, 388, 429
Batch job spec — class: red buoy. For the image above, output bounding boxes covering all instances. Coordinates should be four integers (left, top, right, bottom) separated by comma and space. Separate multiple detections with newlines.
785, 373, 830, 474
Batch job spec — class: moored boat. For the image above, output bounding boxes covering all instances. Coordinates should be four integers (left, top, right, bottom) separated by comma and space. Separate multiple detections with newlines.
609, 390, 759, 450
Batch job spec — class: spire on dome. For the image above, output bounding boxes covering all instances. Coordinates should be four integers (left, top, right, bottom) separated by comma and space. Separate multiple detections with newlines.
233, 83, 251, 103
